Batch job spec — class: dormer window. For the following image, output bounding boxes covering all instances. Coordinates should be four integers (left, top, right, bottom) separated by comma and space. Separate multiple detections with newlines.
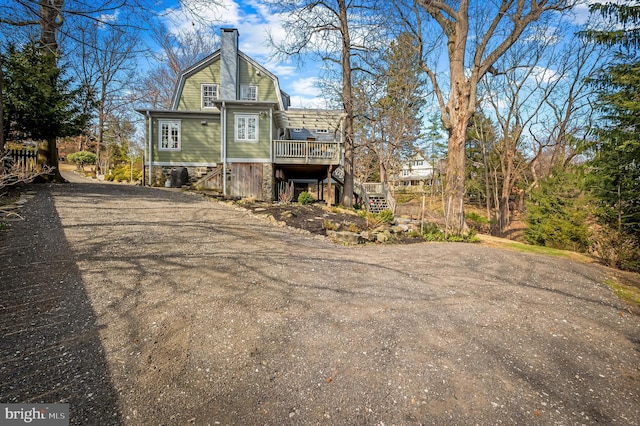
202, 84, 218, 108
241, 85, 258, 101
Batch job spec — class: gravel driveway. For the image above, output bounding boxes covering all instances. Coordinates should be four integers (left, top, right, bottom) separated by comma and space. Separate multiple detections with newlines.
1, 173, 639, 425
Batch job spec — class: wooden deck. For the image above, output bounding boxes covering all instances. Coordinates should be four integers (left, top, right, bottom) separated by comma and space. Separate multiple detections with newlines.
273, 140, 340, 165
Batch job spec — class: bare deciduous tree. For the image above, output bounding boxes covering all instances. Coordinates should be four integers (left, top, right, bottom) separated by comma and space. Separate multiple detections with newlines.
265, 0, 386, 207
0, 0, 223, 177
479, 25, 604, 234
69, 21, 140, 175
397, 0, 576, 234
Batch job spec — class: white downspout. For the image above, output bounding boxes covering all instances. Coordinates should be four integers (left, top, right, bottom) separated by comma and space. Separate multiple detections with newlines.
146, 111, 152, 186
269, 107, 273, 162
221, 101, 227, 196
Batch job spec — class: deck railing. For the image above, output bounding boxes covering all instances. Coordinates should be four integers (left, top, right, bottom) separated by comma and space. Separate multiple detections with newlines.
362, 182, 383, 194
273, 140, 340, 164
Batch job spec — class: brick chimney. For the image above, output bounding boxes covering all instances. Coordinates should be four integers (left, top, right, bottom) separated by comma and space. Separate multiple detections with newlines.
219, 28, 239, 100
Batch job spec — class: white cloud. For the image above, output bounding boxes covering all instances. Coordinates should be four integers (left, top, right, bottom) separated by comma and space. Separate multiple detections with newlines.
98, 9, 120, 23
159, 0, 291, 59
288, 95, 331, 109
531, 66, 561, 84
264, 60, 297, 77
292, 77, 321, 97
570, 1, 592, 26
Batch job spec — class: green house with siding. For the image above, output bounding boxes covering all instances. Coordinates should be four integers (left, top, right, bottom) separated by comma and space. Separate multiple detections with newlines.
137, 28, 345, 202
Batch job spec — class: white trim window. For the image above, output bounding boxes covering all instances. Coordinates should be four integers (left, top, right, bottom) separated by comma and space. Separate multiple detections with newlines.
315, 129, 329, 134
159, 120, 181, 150
235, 114, 259, 142
202, 83, 218, 108
240, 85, 258, 101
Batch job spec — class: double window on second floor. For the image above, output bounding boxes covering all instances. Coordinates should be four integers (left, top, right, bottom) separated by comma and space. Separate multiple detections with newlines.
202, 83, 257, 106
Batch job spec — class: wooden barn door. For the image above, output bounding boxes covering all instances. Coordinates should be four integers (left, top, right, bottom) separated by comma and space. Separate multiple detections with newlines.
230, 163, 263, 199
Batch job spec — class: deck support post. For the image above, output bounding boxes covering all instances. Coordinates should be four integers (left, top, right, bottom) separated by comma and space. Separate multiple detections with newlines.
327, 166, 333, 206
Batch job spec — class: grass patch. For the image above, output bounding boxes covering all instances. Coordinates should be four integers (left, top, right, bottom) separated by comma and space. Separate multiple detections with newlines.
477, 234, 593, 263
503, 242, 576, 258
604, 278, 640, 307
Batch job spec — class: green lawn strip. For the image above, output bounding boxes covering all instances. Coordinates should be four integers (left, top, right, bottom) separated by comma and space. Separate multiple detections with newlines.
604, 279, 640, 307
478, 235, 640, 309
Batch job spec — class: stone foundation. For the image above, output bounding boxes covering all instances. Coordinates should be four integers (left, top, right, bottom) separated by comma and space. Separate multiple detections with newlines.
147, 165, 218, 187
262, 163, 274, 201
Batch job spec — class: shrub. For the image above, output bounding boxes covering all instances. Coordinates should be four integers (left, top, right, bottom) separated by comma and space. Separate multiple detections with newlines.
377, 209, 394, 224
345, 222, 361, 233
421, 222, 479, 243
590, 224, 640, 272
362, 211, 383, 229
466, 211, 492, 233
105, 164, 142, 183
322, 219, 338, 231
67, 151, 97, 169
422, 222, 446, 241
278, 182, 294, 203
298, 191, 313, 205
466, 211, 489, 225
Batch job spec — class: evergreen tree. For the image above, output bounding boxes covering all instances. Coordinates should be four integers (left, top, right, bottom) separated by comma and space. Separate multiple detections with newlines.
354, 33, 426, 186
525, 166, 590, 252
374, 32, 427, 184
583, 2, 640, 263
1, 40, 89, 179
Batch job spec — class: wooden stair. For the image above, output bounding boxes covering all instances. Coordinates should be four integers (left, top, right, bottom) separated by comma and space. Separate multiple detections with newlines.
331, 167, 394, 213
367, 195, 389, 213
193, 167, 223, 190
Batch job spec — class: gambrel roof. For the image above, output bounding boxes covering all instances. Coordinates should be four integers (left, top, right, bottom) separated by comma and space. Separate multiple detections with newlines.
169, 50, 289, 111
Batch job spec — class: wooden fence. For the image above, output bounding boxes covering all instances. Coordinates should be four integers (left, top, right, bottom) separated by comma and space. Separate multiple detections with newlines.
3, 148, 37, 172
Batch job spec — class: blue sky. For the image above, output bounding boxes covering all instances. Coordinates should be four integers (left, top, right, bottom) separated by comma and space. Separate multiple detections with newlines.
158, 0, 326, 108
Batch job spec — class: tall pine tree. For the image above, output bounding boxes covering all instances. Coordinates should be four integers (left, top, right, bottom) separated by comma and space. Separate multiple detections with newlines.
1, 40, 89, 179
584, 2, 640, 270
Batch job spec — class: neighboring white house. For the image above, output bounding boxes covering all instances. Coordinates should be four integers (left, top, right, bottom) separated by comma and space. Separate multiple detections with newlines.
396, 152, 434, 186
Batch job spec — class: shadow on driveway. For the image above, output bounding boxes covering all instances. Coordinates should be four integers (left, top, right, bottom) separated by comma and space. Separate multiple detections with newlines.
0, 184, 123, 425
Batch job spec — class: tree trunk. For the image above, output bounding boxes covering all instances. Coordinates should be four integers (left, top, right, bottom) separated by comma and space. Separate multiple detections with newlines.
440, 7, 473, 236
483, 143, 491, 221
39, 0, 63, 55
339, 0, 354, 208
443, 117, 470, 235
37, 138, 64, 182
38, 0, 64, 180
379, 161, 388, 187
0, 62, 4, 151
